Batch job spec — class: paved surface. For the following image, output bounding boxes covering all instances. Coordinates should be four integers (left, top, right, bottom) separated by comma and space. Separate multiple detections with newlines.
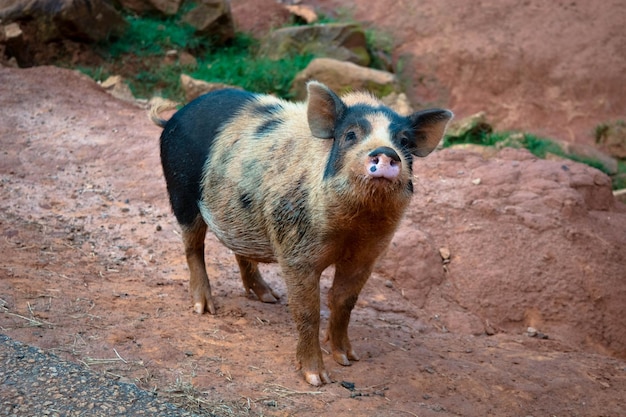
0, 334, 199, 417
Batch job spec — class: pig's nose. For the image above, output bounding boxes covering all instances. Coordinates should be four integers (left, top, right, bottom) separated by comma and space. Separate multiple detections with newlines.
368, 146, 401, 162
366, 147, 401, 179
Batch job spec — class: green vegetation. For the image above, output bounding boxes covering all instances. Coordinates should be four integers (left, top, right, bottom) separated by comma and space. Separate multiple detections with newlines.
78, 11, 314, 101
73, 6, 396, 101
443, 128, 625, 189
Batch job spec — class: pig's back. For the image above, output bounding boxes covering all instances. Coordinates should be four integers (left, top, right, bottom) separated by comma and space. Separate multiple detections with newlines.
160, 89, 257, 227
199, 94, 330, 264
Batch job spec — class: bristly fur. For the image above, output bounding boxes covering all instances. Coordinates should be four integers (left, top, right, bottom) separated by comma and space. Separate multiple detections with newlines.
153, 81, 453, 386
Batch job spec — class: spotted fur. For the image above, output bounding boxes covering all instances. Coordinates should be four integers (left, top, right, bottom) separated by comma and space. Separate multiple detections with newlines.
154, 81, 453, 386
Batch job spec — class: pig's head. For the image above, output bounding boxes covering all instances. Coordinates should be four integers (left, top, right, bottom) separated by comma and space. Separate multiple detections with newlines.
306, 81, 452, 207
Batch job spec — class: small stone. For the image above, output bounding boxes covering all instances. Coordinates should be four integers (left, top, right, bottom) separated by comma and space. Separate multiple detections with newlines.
384, 280, 393, 288
340, 381, 356, 390
439, 247, 451, 260
527, 327, 537, 337
472, 178, 482, 185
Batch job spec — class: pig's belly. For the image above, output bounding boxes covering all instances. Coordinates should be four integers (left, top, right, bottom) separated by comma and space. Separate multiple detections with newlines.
199, 202, 277, 263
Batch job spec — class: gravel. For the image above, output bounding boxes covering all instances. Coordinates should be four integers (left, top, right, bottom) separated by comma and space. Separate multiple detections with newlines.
0, 334, 198, 417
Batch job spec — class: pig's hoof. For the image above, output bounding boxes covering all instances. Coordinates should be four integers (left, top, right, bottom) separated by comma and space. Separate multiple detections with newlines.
333, 349, 360, 366
257, 290, 279, 303
304, 370, 332, 386
248, 285, 279, 304
194, 299, 216, 315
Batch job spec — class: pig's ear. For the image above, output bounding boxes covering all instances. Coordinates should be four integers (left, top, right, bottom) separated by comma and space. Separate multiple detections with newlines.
306, 81, 346, 139
408, 109, 454, 157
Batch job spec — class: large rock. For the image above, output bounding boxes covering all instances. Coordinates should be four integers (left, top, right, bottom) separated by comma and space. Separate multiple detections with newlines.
290, 57, 400, 100
386, 147, 626, 356
181, 0, 234, 44
0, 0, 127, 43
596, 120, 626, 160
179, 73, 241, 102
553, 139, 619, 175
1, 22, 31, 67
259, 23, 370, 66
445, 112, 493, 144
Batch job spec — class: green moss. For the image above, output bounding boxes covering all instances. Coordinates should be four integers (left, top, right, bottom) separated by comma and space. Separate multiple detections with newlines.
443, 130, 617, 180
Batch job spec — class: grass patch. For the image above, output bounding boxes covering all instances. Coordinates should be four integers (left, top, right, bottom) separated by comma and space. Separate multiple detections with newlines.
101, 15, 205, 58
77, 11, 314, 101
189, 34, 313, 99
444, 129, 623, 188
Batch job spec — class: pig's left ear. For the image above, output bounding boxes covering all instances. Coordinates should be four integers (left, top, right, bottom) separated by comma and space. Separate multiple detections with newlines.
408, 109, 454, 157
306, 81, 346, 139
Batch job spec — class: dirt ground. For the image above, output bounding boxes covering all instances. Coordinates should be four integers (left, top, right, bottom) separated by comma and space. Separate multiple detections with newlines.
305, 0, 626, 145
1, 1, 626, 416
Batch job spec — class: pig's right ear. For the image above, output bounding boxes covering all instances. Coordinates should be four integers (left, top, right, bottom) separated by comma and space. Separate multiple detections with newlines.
306, 81, 346, 139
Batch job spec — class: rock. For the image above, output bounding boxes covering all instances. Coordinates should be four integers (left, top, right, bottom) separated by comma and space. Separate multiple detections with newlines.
448, 143, 499, 159
445, 112, 493, 144
260, 23, 370, 66
290, 57, 400, 101
553, 139, 618, 176
181, 0, 234, 44
163, 50, 197, 68
229, 0, 291, 38
100, 75, 136, 103
375, 225, 444, 309
396, 147, 626, 356
117, 0, 182, 15
179, 73, 242, 102
380, 92, 413, 116
283, 4, 318, 23
2, 22, 32, 67
0, 0, 128, 43
494, 132, 525, 150
595, 120, 626, 160
613, 188, 626, 204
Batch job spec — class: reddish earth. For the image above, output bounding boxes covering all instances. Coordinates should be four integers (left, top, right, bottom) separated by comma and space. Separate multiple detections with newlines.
267, 0, 626, 144
2, 1, 626, 416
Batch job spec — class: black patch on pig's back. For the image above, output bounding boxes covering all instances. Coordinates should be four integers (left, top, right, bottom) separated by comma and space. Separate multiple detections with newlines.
271, 177, 310, 246
252, 103, 285, 139
251, 103, 284, 117
240, 192, 253, 209
160, 89, 256, 226
255, 118, 283, 138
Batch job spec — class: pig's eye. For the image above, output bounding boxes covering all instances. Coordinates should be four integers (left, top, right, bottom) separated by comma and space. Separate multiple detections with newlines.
345, 131, 357, 143
399, 134, 411, 148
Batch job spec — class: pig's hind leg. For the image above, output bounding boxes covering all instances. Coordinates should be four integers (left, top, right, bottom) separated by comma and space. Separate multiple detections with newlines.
235, 255, 279, 303
182, 217, 216, 315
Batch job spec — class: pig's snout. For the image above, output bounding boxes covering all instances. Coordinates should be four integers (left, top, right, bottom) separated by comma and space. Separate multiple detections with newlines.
366, 146, 401, 180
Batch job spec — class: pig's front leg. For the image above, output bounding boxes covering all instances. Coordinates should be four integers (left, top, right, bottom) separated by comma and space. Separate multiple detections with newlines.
182, 219, 216, 315
283, 266, 331, 386
326, 262, 373, 366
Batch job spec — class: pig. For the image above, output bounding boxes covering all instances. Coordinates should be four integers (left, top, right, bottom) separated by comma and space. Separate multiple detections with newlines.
150, 81, 452, 386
